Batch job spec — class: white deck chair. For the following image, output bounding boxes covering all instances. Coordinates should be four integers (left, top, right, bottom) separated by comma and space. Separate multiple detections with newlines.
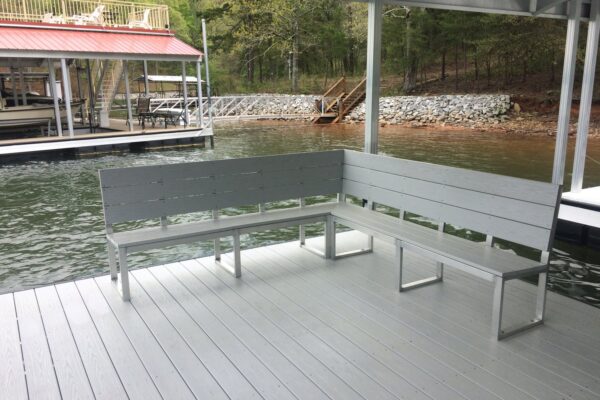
68, 5, 105, 26
42, 13, 66, 24
128, 9, 151, 29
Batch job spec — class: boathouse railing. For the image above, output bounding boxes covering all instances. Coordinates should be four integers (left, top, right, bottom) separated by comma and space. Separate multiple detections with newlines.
0, 0, 169, 30
149, 95, 318, 122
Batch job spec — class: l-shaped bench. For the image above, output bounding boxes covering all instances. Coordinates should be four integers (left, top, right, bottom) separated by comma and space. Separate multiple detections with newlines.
99, 149, 561, 339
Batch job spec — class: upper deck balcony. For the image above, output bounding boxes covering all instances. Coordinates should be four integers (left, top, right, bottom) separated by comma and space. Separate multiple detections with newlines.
0, 0, 169, 31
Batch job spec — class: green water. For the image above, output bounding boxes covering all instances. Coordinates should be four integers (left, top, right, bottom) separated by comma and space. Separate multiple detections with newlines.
1, 121, 599, 306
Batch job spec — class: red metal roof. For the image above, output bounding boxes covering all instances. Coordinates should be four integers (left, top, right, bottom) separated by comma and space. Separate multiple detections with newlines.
0, 23, 202, 61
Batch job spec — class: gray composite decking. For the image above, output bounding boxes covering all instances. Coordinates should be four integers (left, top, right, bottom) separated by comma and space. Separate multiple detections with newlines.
1, 231, 599, 400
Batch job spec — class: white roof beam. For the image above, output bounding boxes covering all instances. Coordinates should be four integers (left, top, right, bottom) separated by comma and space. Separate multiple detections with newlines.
362, 0, 590, 20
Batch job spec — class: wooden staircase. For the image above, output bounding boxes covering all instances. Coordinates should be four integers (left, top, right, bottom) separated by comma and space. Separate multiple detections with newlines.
313, 77, 366, 124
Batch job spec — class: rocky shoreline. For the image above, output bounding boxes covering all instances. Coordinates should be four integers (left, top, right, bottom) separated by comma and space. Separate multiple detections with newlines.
344, 94, 511, 125
241, 93, 511, 125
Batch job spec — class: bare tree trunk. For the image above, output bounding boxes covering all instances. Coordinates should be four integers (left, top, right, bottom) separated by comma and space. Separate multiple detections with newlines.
291, 21, 299, 93
441, 49, 447, 81
403, 8, 417, 92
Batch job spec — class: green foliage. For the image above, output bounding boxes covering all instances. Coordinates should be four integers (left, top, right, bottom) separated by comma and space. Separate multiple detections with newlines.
162, 1, 577, 95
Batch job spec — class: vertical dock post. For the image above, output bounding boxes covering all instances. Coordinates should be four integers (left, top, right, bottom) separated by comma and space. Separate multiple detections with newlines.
123, 61, 133, 132
571, 0, 600, 192
202, 19, 213, 129
552, 0, 582, 185
364, 0, 382, 155
196, 61, 203, 128
182, 61, 188, 127
48, 59, 63, 137
18, 68, 26, 106
60, 58, 74, 137
143, 60, 150, 96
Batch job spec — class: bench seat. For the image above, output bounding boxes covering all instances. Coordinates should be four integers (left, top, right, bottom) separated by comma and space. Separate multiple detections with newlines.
109, 203, 335, 253
331, 203, 545, 280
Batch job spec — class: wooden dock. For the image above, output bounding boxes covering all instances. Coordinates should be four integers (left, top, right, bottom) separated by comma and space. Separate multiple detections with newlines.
1, 231, 599, 400
0, 120, 212, 158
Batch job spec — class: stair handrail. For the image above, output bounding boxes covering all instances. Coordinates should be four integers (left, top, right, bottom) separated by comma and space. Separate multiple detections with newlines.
322, 76, 346, 98
342, 77, 366, 107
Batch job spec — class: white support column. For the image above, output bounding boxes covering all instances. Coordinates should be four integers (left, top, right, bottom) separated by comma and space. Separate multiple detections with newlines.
552, 0, 582, 185
182, 61, 189, 127
123, 61, 133, 131
364, 0, 383, 154
196, 61, 204, 128
202, 19, 213, 129
143, 60, 149, 96
60, 58, 74, 137
571, 0, 600, 192
19, 68, 26, 106
10, 68, 17, 105
48, 59, 63, 137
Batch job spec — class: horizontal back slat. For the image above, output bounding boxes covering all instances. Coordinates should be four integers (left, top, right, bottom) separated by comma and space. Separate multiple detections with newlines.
344, 150, 559, 206
342, 150, 561, 251
100, 150, 343, 224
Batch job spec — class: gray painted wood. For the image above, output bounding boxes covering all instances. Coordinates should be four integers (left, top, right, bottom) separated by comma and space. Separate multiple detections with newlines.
167, 263, 365, 400
94, 276, 197, 400
74, 279, 162, 400
188, 259, 401, 400
13, 290, 62, 400
133, 265, 297, 400
34, 286, 95, 400
54, 282, 129, 400
3, 233, 599, 400
343, 150, 560, 206
124, 271, 232, 400
0, 294, 28, 400
100, 150, 343, 224
132, 267, 264, 400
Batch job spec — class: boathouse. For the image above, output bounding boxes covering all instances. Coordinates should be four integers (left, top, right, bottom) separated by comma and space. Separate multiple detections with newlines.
0, 0, 211, 159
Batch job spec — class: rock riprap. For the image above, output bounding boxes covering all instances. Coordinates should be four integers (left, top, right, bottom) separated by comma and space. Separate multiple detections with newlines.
344, 94, 511, 124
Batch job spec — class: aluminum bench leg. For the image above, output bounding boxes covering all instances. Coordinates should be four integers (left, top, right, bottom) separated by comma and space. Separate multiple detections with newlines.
300, 217, 335, 259
214, 238, 221, 261
331, 218, 374, 260
492, 272, 547, 340
233, 232, 242, 278
117, 248, 131, 301
107, 243, 118, 280
215, 231, 242, 278
398, 247, 443, 292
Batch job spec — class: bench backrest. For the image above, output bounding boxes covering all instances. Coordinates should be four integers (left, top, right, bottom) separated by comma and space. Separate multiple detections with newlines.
341, 150, 561, 252
99, 150, 344, 226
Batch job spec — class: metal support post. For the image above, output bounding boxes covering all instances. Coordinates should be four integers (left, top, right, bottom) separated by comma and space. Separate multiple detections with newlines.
143, 60, 150, 96
364, 0, 383, 154
182, 61, 188, 127
202, 19, 213, 129
552, 0, 582, 185
123, 61, 133, 131
196, 61, 204, 128
48, 59, 63, 137
571, 0, 600, 192
60, 58, 74, 137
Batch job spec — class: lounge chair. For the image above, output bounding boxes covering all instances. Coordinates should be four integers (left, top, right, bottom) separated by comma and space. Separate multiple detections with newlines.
68, 5, 105, 26
128, 9, 151, 29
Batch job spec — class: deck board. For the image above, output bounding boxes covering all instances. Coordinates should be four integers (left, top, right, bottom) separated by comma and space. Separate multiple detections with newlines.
0, 294, 28, 400
1, 231, 600, 400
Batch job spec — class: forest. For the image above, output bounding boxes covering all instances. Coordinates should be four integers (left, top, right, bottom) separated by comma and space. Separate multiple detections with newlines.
161, 0, 584, 97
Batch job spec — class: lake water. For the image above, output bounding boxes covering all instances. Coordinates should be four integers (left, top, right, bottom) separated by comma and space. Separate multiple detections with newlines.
1, 121, 599, 307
